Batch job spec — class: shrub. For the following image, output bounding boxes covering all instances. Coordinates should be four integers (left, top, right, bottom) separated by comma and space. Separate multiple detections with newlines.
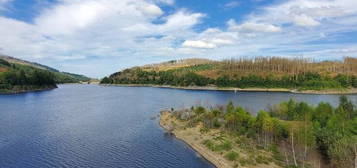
202, 140, 215, 151
213, 118, 222, 128
225, 151, 239, 161
219, 140, 232, 151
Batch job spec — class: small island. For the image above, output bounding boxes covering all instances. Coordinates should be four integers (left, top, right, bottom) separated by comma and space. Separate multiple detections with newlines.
160, 96, 357, 168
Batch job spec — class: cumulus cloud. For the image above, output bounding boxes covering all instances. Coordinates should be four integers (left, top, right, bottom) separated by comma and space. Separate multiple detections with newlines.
0, 0, 357, 77
0, 0, 208, 77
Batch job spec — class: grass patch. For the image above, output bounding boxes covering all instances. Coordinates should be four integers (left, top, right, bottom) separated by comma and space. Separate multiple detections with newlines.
202, 139, 215, 151
202, 139, 233, 152
224, 151, 239, 161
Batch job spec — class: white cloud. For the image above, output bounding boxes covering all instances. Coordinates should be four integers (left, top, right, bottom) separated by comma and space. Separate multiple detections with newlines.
159, 10, 205, 32
228, 19, 281, 33
211, 38, 233, 45
223, 1, 240, 9
36, 1, 109, 35
246, 0, 357, 28
0, 0, 357, 77
138, 4, 163, 16
293, 14, 320, 27
121, 10, 204, 36
0, 0, 209, 77
150, 0, 174, 5
182, 40, 216, 49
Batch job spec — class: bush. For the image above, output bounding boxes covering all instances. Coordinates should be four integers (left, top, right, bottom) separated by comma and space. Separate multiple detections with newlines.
213, 118, 222, 128
202, 140, 215, 151
219, 140, 232, 151
225, 151, 239, 161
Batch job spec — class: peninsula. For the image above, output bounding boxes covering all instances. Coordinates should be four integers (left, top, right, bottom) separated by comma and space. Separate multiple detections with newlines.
160, 97, 357, 168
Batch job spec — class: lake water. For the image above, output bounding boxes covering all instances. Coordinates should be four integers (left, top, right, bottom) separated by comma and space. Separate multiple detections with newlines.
1, 84, 356, 168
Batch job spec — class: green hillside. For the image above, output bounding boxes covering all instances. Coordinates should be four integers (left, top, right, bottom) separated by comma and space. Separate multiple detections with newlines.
0, 56, 91, 93
101, 57, 357, 91
0, 55, 91, 83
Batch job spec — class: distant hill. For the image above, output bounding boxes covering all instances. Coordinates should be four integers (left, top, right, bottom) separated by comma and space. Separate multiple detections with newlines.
0, 55, 91, 93
0, 55, 91, 83
101, 57, 357, 90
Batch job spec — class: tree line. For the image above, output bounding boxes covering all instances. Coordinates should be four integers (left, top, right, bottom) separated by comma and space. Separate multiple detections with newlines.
221, 57, 357, 75
101, 67, 357, 90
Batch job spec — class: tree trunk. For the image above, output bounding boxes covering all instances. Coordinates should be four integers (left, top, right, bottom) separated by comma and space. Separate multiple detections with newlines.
284, 142, 290, 166
291, 129, 298, 167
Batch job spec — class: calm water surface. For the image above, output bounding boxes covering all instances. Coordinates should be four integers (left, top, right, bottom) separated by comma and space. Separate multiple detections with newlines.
1, 84, 356, 168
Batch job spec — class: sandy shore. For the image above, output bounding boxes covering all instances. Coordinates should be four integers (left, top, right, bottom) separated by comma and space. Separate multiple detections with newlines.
102, 84, 357, 95
159, 111, 281, 168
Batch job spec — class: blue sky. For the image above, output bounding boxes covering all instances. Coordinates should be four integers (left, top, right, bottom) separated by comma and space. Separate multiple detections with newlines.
0, 0, 357, 78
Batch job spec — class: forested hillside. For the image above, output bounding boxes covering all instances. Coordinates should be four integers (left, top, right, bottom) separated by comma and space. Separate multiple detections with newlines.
102, 57, 357, 90
0, 55, 91, 83
0, 56, 90, 93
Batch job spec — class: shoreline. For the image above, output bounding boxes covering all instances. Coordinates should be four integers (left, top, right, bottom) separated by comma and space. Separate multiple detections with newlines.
159, 111, 229, 168
159, 111, 281, 168
0, 85, 57, 95
101, 84, 357, 95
